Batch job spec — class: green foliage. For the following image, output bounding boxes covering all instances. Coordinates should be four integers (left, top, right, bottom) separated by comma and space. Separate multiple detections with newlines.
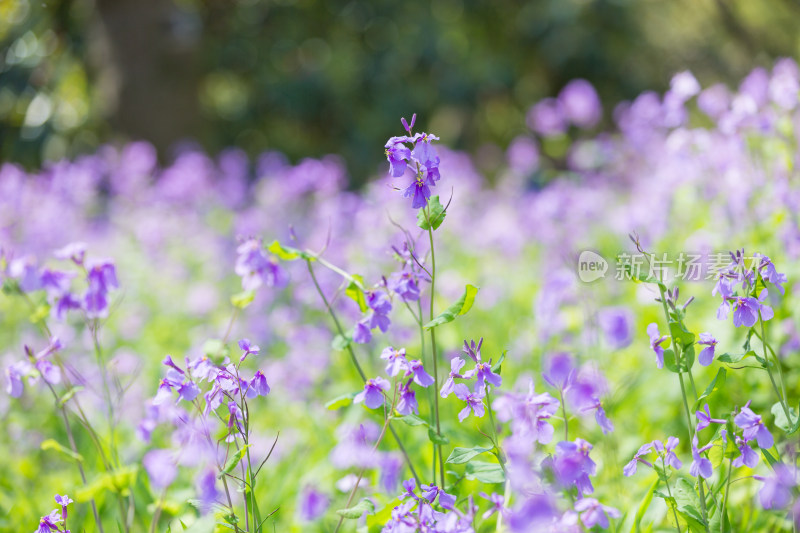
423, 284, 479, 330
417, 196, 447, 231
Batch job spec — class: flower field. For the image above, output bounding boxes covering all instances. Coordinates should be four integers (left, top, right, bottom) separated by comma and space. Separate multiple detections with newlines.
3, 60, 800, 532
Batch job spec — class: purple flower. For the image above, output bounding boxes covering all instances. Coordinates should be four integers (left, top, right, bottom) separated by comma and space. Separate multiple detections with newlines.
36, 509, 63, 533
249, 371, 270, 397
235, 238, 287, 291
654, 436, 683, 470
176, 379, 199, 402
387, 270, 421, 301
403, 175, 432, 209
297, 486, 330, 522
757, 465, 796, 509
396, 383, 419, 415
380, 347, 408, 377
405, 359, 434, 388
411, 132, 441, 183
440, 356, 465, 398
697, 333, 719, 366
40, 269, 75, 298
558, 79, 602, 129
463, 360, 502, 393
479, 492, 507, 520
528, 98, 567, 136
401, 113, 416, 134
553, 439, 596, 496
574, 498, 621, 529
542, 352, 576, 391
143, 449, 178, 489
354, 377, 390, 409
8, 255, 42, 293
54, 242, 87, 265
689, 436, 713, 479
454, 383, 485, 422
493, 380, 559, 444
238, 338, 260, 362
53, 292, 82, 320
195, 469, 220, 514
84, 259, 119, 319
353, 321, 372, 344
36, 359, 61, 385
647, 323, 668, 369
757, 254, 787, 295
419, 484, 455, 510
385, 136, 412, 177
696, 404, 726, 431
734, 402, 774, 449
54, 494, 73, 520
597, 307, 633, 349
354, 290, 392, 344
733, 435, 760, 468
623, 442, 654, 477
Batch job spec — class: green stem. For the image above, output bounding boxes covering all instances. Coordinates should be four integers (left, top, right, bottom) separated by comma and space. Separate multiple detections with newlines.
425, 206, 445, 487
305, 260, 420, 484
661, 457, 682, 533
656, 284, 709, 532
720, 454, 734, 533
759, 316, 791, 422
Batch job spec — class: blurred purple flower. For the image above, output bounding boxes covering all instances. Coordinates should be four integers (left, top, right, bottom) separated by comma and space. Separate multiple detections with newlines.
354, 377, 390, 409
734, 402, 774, 449
647, 323, 668, 369
559, 79, 602, 129
697, 333, 718, 366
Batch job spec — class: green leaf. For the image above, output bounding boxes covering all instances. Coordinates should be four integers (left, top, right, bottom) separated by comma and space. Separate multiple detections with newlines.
396, 414, 429, 427
366, 499, 400, 529
427, 427, 450, 445
423, 284, 479, 330
771, 401, 800, 434
336, 498, 375, 519
631, 478, 658, 533
693, 368, 727, 410
707, 438, 726, 470
662, 349, 681, 374
267, 240, 310, 261
761, 448, 780, 471
669, 321, 695, 348
219, 445, 250, 478
464, 461, 505, 484
673, 478, 707, 532
332, 334, 352, 351
417, 196, 447, 231
718, 351, 764, 370
230, 290, 256, 309
345, 275, 368, 312
41, 438, 84, 462
446, 446, 492, 464
491, 352, 506, 374
325, 392, 358, 410
59, 386, 84, 407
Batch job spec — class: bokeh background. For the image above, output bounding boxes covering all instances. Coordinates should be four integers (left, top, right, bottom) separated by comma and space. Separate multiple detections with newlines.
3, 0, 800, 181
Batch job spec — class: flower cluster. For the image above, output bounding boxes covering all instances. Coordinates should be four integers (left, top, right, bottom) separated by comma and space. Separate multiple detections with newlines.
3, 243, 118, 320
441, 339, 502, 422
712, 250, 783, 328
35, 494, 72, 533
384, 115, 442, 209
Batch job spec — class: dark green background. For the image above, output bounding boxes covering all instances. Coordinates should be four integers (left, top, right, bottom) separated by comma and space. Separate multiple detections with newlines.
1, 0, 797, 183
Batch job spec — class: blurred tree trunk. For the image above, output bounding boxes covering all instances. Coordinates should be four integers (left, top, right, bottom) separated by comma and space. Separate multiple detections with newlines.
91, 0, 203, 154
